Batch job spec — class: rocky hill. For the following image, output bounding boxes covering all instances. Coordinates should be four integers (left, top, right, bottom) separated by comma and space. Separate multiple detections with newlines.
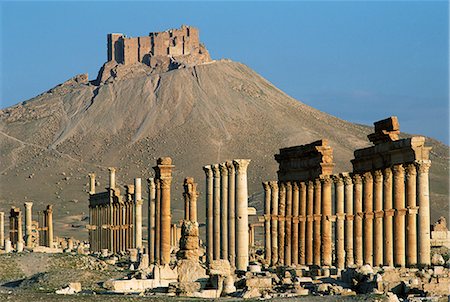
1, 58, 448, 240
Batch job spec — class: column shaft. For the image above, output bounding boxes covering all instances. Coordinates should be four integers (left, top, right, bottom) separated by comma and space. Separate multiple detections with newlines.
321, 176, 332, 266
226, 161, 236, 267
155, 179, 161, 263
383, 168, 394, 266
353, 174, 363, 266
417, 160, 431, 266
334, 175, 345, 269
305, 181, 314, 265
212, 164, 221, 260
405, 163, 417, 266
203, 166, 214, 264
270, 181, 279, 266
263, 182, 271, 264
313, 179, 321, 266
46, 206, 53, 248
135, 178, 143, 250
219, 163, 229, 260
278, 182, 286, 265
393, 164, 406, 267
24, 202, 33, 248
343, 174, 354, 267
298, 182, 307, 265
148, 178, 156, 263
234, 159, 250, 271
285, 182, 292, 266
291, 182, 300, 266
363, 172, 374, 266
373, 170, 384, 267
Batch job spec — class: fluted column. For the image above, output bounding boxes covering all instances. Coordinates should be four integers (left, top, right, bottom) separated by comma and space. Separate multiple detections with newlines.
263, 182, 271, 264
159, 162, 173, 265
211, 164, 221, 260
305, 181, 314, 265
226, 161, 236, 267
278, 182, 286, 265
373, 170, 384, 266
313, 178, 321, 266
362, 172, 374, 266
393, 164, 406, 267
353, 174, 363, 266
46, 205, 53, 248
89, 173, 96, 194
285, 182, 292, 266
219, 163, 229, 260
333, 175, 345, 269
234, 159, 250, 271
291, 182, 300, 266
0, 212, 4, 248
134, 178, 143, 250
383, 168, 394, 266
321, 176, 332, 266
405, 163, 417, 266
270, 181, 279, 266
155, 179, 161, 263
417, 160, 431, 266
298, 182, 307, 265
203, 165, 214, 264
148, 178, 156, 263
24, 202, 33, 248
343, 173, 354, 267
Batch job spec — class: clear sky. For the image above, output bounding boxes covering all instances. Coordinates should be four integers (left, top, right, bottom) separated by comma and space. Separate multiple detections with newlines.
1, 1, 449, 144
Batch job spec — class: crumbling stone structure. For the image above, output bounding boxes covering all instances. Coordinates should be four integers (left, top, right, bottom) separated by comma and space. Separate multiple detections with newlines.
87, 168, 138, 253
264, 117, 433, 269
37, 205, 54, 248
9, 207, 23, 247
203, 159, 251, 271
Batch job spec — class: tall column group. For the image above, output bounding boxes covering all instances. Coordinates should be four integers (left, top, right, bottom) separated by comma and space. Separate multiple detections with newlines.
203, 159, 250, 271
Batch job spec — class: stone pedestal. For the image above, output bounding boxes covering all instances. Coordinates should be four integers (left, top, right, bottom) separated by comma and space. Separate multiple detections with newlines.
262, 182, 271, 264
321, 176, 332, 266
135, 178, 143, 249
353, 174, 363, 266
417, 160, 431, 266
269, 181, 279, 266
343, 174, 354, 267
24, 202, 33, 248
211, 164, 221, 260
226, 161, 236, 267
219, 163, 229, 260
203, 165, 214, 263
373, 170, 383, 266
363, 172, 374, 266
234, 159, 250, 271
383, 168, 394, 266
393, 164, 406, 267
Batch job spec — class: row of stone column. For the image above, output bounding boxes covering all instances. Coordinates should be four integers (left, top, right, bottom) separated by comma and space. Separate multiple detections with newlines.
263, 161, 431, 268
36, 205, 54, 248
147, 157, 174, 265
203, 159, 251, 271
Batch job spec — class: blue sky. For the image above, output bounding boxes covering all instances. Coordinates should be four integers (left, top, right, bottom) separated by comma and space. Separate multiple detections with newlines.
1, 1, 448, 143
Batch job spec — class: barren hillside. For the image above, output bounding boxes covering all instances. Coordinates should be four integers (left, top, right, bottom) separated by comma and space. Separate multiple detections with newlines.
0, 60, 448, 240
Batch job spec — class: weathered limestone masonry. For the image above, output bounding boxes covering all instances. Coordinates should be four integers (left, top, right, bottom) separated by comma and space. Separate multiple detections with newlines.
266, 139, 334, 268
203, 159, 251, 270
263, 117, 432, 270
9, 207, 22, 247
351, 116, 432, 267
37, 205, 54, 248
153, 157, 175, 265
87, 169, 136, 253
107, 25, 209, 66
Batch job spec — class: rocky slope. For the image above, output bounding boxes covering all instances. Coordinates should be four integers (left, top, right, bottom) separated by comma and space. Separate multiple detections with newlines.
0, 60, 448, 240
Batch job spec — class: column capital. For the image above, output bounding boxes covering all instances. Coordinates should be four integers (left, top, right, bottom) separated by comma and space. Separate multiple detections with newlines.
352, 174, 362, 185
383, 167, 392, 178
285, 181, 292, 189
108, 167, 116, 173
292, 181, 299, 191
233, 159, 251, 173
321, 175, 333, 185
225, 160, 235, 174
136, 200, 144, 206
392, 164, 405, 177
373, 170, 383, 183
299, 181, 306, 190
147, 177, 155, 187
202, 165, 213, 177
362, 171, 373, 183
314, 178, 321, 187
405, 163, 417, 178
269, 181, 278, 190
307, 180, 314, 188
342, 173, 353, 185
416, 160, 431, 174
211, 164, 220, 177
24, 201, 33, 208
219, 162, 228, 175
332, 174, 344, 186
262, 181, 270, 192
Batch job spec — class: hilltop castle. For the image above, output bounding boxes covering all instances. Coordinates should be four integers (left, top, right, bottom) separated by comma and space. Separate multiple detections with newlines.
106, 25, 210, 66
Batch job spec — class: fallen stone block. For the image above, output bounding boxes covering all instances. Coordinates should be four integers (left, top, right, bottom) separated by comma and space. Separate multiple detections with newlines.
56, 282, 82, 295
177, 259, 207, 283
209, 259, 231, 276
246, 276, 272, 289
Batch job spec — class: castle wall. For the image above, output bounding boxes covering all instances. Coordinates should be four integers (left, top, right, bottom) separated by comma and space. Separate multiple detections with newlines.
123, 37, 139, 65
138, 36, 151, 63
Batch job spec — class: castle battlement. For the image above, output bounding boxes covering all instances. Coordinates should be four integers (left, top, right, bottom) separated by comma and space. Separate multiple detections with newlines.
107, 25, 205, 66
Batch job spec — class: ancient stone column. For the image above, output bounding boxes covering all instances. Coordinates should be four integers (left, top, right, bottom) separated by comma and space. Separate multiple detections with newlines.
343, 173, 354, 267
278, 182, 286, 265
46, 205, 53, 248
234, 159, 250, 271
108, 167, 116, 189
291, 182, 300, 266
305, 181, 314, 265
183, 184, 190, 221
313, 178, 321, 266
219, 163, 229, 260
5, 240, 11, 253
362, 172, 374, 266
211, 164, 221, 260
321, 176, 332, 267
155, 179, 161, 263
417, 160, 431, 266
203, 165, 214, 263
226, 161, 236, 267
373, 170, 384, 267
393, 164, 406, 267
189, 181, 198, 222
405, 163, 417, 266
249, 224, 255, 246
89, 173, 96, 194
148, 178, 156, 264
383, 167, 394, 266
24, 202, 33, 248
285, 182, 292, 266
134, 178, 143, 250
269, 181, 279, 266
298, 182, 307, 265
154, 157, 174, 265
262, 182, 271, 264
333, 175, 345, 269
353, 174, 363, 266
0, 212, 4, 248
